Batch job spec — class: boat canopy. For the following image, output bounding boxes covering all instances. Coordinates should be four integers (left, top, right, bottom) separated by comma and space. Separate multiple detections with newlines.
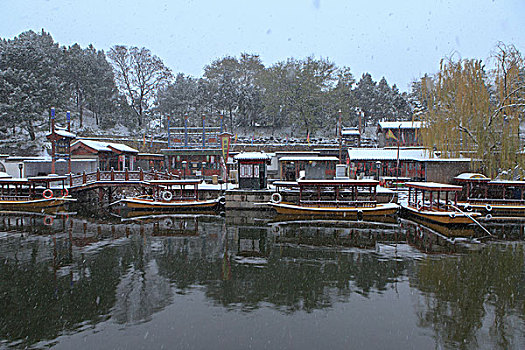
454, 173, 490, 183
274, 179, 379, 189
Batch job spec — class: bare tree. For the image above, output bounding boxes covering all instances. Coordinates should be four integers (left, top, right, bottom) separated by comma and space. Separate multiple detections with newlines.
108, 45, 172, 126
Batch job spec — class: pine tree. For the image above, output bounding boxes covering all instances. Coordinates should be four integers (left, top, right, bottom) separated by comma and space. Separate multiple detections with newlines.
0, 30, 66, 140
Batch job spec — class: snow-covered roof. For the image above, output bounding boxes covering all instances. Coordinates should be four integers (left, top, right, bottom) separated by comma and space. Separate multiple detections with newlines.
454, 173, 490, 181
489, 180, 525, 186
423, 158, 471, 162
55, 127, 76, 138
279, 156, 339, 162
347, 148, 432, 161
342, 128, 361, 136
275, 151, 319, 156
234, 152, 271, 160
137, 153, 164, 157
73, 139, 139, 153
46, 127, 77, 139
378, 121, 423, 130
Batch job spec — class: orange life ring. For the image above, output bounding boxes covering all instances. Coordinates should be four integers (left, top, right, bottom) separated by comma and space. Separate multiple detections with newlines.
61, 188, 69, 197
43, 189, 54, 199
44, 215, 54, 226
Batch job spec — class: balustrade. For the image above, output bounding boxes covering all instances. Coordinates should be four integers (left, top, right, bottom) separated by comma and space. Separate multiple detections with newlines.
67, 167, 177, 188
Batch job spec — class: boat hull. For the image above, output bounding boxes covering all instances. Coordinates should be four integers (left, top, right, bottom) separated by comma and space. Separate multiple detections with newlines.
268, 202, 399, 218
458, 201, 525, 217
0, 197, 74, 210
119, 197, 222, 211
401, 205, 481, 225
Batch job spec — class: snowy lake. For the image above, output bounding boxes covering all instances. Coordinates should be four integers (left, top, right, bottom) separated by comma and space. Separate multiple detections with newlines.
0, 211, 524, 350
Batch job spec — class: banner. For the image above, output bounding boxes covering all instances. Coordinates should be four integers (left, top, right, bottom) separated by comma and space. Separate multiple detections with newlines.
386, 129, 398, 140
219, 132, 233, 163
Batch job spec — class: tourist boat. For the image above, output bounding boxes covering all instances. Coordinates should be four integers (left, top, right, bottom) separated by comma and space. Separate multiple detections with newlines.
379, 176, 411, 190
114, 179, 225, 212
454, 173, 525, 217
0, 175, 75, 210
267, 179, 399, 219
401, 182, 482, 225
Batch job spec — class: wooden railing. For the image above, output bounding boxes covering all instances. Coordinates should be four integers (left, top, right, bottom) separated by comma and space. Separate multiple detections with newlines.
468, 198, 525, 205
0, 195, 32, 201
69, 168, 178, 188
299, 200, 377, 208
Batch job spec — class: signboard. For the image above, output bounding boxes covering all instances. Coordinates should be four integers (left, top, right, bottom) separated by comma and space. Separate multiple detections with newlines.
219, 132, 233, 163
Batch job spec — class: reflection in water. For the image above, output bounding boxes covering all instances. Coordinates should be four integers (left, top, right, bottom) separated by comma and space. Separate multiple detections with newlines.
415, 243, 525, 349
0, 212, 524, 349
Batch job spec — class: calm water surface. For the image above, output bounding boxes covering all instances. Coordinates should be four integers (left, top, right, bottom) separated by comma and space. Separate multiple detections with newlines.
0, 211, 524, 349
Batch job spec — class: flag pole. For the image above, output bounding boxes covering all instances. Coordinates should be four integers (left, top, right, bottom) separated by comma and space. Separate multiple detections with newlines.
338, 109, 342, 164
396, 125, 401, 181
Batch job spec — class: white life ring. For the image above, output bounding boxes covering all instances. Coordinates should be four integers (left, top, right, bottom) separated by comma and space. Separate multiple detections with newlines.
449, 212, 457, 218
219, 196, 226, 205
162, 191, 173, 201
416, 201, 423, 211
464, 204, 472, 212
485, 204, 492, 212
486, 214, 493, 220
271, 193, 282, 203
43, 189, 54, 199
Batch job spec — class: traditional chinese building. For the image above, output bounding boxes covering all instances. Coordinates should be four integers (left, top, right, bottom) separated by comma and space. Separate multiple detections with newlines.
46, 110, 76, 174
341, 127, 361, 147
234, 152, 271, 189
162, 116, 230, 180
347, 147, 472, 183
162, 148, 223, 178
136, 153, 166, 171
70, 139, 139, 171
377, 121, 423, 147
278, 156, 339, 181
348, 148, 429, 180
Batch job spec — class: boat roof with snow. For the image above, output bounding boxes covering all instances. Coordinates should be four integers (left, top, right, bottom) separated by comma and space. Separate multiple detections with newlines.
274, 179, 379, 188
406, 182, 463, 191
0, 175, 67, 185
454, 173, 491, 183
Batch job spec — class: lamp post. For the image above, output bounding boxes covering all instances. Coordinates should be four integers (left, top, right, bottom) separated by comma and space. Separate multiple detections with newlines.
182, 161, 187, 180
18, 163, 23, 178
375, 161, 381, 181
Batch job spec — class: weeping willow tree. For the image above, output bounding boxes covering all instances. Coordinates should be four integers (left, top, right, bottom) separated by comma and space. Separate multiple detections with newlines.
491, 43, 525, 178
421, 45, 525, 178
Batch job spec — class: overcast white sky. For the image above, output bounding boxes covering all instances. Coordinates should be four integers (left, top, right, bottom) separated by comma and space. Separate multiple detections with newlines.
2, 0, 524, 91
